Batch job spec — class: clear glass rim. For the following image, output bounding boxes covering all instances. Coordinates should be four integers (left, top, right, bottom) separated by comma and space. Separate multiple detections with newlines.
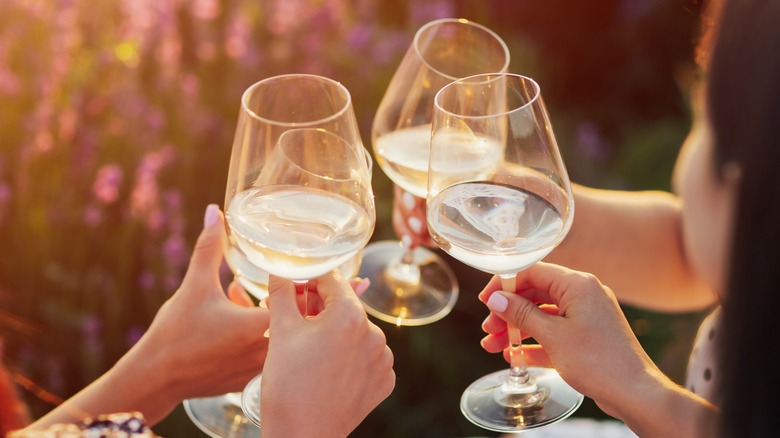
433, 72, 541, 120
275, 128, 373, 182
413, 18, 511, 82
240, 73, 353, 128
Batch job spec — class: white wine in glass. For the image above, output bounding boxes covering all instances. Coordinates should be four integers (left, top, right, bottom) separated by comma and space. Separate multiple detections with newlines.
427, 73, 583, 432
184, 124, 374, 435
359, 18, 510, 326
221, 74, 375, 427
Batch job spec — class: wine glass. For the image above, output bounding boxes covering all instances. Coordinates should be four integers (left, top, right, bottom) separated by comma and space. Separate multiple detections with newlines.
359, 18, 510, 326
426, 73, 583, 432
184, 112, 374, 435
218, 74, 375, 427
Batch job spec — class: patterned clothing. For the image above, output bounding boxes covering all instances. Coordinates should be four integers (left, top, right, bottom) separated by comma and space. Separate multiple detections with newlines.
685, 306, 722, 405
9, 412, 159, 438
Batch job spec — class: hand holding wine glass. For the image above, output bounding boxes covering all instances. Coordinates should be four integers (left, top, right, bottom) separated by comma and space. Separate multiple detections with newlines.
426, 73, 583, 432
259, 271, 395, 438
219, 74, 375, 427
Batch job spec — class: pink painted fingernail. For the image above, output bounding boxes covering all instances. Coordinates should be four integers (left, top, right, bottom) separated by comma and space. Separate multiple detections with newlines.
487, 293, 508, 313
354, 278, 371, 296
204, 204, 219, 228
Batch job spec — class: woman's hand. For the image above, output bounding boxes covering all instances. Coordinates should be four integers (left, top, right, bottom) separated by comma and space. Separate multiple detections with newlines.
124, 205, 270, 411
21, 205, 271, 429
260, 271, 395, 438
478, 262, 661, 419
478, 262, 719, 437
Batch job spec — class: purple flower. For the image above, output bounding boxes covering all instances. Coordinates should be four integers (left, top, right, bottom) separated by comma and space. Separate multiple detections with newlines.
410, 0, 456, 25
347, 24, 373, 51
137, 270, 156, 291
83, 204, 103, 227
0, 182, 10, 221
81, 315, 102, 338
130, 147, 176, 229
163, 232, 188, 269
163, 273, 183, 293
192, 0, 220, 21
0, 66, 20, 96
92, 163, 123, 204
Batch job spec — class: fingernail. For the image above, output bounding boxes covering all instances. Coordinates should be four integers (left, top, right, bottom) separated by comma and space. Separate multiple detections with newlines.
481, 315, 491, 331
354, 278, 371, 296
402, 191, 415, 210
263, 328, 270, 338
408, 216, 422, 234
204, 204, 219, 228
487, 293, 508, 313
401, 234, 413, 248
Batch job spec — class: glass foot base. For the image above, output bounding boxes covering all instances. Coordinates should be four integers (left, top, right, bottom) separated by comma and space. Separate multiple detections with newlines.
183, 392, 260, 437
461, 367, 583, 433
358, 240, 459, 326
241, 374, 262, 428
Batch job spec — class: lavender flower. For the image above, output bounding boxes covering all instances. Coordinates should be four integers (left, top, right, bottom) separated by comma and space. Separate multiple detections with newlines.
92, 164, 123, 205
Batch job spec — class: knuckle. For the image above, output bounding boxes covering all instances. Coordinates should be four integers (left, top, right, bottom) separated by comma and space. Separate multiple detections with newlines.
511, 299, 534, 329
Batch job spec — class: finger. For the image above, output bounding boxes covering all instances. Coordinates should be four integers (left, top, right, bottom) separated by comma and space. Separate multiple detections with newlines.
267, 275, 305, 330
227, 280, 254, 308
518, 287, 555, 306
350, 277, 371, 296
181, 204, 225, 288
502, 344, 552, 368
481, 327, 534, 353
515, 262, 596, 304
485, 289, 552, 339
305, 290, 322, 316
313, 270, 360, 308
478, 275, 504, 303
481, 312, 507, 334
480, 331, 508, 353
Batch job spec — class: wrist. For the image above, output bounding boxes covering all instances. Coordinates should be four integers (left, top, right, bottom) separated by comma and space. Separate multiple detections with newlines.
614, 368, 716, 438
110, 337, 181, 425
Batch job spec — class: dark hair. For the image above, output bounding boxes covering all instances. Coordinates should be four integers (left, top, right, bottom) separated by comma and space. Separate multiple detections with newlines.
707, 0, 780, 436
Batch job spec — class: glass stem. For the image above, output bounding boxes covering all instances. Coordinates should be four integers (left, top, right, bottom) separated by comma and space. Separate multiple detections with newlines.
385, 239, 421, 292
400, 238, 416, 265
294, 280, 310, 316
500, 275, 536, 393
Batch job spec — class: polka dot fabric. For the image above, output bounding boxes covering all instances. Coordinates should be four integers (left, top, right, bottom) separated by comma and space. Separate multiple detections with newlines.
685, 306, 722, 405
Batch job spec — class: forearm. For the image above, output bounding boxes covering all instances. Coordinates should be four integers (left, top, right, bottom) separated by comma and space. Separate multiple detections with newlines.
546, 184, 716, 312
24, 342, 179, 429
614, 368, 718, 438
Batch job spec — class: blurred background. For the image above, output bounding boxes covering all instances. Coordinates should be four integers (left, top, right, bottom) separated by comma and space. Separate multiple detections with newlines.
0, 0, 710, 436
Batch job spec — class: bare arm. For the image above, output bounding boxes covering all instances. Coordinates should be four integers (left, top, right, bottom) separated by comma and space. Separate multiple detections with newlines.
19, 206, 270, 429
546, 184, 716, 312
480, 263, 719, 438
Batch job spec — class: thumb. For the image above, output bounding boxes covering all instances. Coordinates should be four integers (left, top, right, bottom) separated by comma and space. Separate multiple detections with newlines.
267, 275, 304, 331
485, 290, 551, 340
183, 204, 225, 285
